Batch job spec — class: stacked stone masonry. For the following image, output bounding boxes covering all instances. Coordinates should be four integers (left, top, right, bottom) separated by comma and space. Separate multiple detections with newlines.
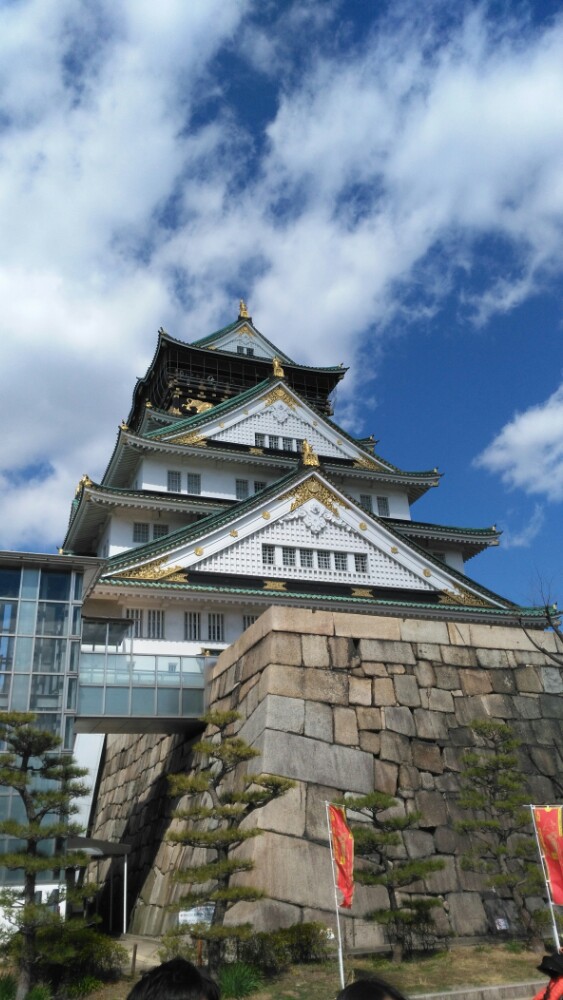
89, 608, 563, 945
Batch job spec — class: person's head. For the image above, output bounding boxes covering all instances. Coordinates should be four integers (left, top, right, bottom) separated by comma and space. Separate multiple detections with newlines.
537, 954, 563, 979
337, 975, 410, 1000
126, 958, 220, 1000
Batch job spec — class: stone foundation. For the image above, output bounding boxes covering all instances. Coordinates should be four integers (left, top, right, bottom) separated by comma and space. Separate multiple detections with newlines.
89, 608, 562, 941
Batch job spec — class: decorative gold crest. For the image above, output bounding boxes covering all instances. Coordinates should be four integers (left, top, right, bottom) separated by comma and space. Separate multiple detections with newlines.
439, 587, 494, 608
281, 477, 347, 517
359, 522, 367, 531
263, 386, 297, 410
250, 447, 264, 455
423, 569, 431, 578
353, 456, 380, 470
182, 399, 213, 414
351, 587, 373, 598
230, 530, 238, 537
390, 546, 398, 554
194, 547, 204, 556
272, 356, 285, 378
75, 474, 93, 496
113, 558, 184, 581
170, 432, 208, 447
263, 580, 286, 591
302, 440, 320, 467
262, 512, 271, 520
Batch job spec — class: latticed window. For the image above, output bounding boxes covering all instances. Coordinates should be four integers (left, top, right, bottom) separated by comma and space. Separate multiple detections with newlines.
153, 524, 169, 539
354, 553, 368, 573
237, 345, 245, 355
167, 470, 182, 492
243, 614, 257, 630
268, 435, 279, 449
262, 544, 275, 565
208, 613, 225, 643
133, 523, 149, 544
334, 552, 348, 571
299, 549, 314, 568
185, 612, 201, 641
147, 610, 165, 639
282, 547, 296, 567
360, 494, 373, 512
125, 608, 143, 638
317, 551, 331, 570
236, 479, 249, 500
255, 433, 265, 447
376, 496, 390, 517
187, 473, 201, 495
283, 437, 293, 451
254, 481, 266, 493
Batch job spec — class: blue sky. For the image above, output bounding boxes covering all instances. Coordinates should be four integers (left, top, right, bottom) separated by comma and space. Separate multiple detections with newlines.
0, 0, 562, 609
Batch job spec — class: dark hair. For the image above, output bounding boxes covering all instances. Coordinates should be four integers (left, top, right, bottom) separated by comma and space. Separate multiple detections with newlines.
126, 958, 220, 1000
337, 975, 410, 1000
538, 954, 563, 978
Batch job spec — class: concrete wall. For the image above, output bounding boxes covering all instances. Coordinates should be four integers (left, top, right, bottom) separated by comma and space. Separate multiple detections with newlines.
88, 607, 562, 943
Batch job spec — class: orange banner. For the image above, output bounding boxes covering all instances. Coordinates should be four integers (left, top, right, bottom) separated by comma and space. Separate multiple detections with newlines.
534, 806, 563, 905
329, 805, 354, 909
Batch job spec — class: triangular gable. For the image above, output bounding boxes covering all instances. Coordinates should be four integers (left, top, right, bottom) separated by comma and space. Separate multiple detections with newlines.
105, 470, 506, 608
153, 379, 394, 472
192, 319, 294, 364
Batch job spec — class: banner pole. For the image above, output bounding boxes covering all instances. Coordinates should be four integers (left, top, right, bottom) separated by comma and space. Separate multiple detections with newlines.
529, 805, 561, 952
326, 802, 346, 991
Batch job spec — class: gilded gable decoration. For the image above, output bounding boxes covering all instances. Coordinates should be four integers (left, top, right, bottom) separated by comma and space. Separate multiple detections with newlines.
170, 432, 207, 447
263, 386, 297, 410
301, 440, 319, 466
281, 477, 347, 516
113, 558, 184, 581
439, 587, 494, 609
182, 399, 213, 414
75, 474, 93, 496
272, 356, 285, 378
282, 501, 353, 536
271, 400, 290, 424
354, 456, 379, 470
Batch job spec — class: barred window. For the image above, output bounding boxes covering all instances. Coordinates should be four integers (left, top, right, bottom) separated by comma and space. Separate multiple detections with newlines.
153, 524, 169, 540
334, 552, 348, 571
262, 544, 275, 565
282, 547, 296, 567
255, 433, 265, 447
299, 549, 314, 568
167, 470, 182, 493
376, 496, 390, 517
243, 614, 257, 630
236, 479, 249, 500
185, 611, 201, 641
187, 473, 201, 495
246, 347, 254, 357
125, 608, 143, 638
208, 613, 225, 643
254, 481, 266, 493
268, 435, 279, 449
133, 523, 149, 544
360, 494, 373, 512
317, 551, 331, 570
147, 609, 165, 639
283, 437, 294, 451
354, 553, 368, 573
237, 345, 245, 355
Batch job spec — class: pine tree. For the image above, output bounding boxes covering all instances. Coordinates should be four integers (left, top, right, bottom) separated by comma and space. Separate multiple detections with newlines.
343, 791, 445, 961
454, 719, 543, 939
0, 712, 90, 1000
166, 710, 294, 976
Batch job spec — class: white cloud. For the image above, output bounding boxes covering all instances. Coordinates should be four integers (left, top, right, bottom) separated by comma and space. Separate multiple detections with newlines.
3, 2, 563, 548
498, 504, 545, 549
475, 384, 563, 501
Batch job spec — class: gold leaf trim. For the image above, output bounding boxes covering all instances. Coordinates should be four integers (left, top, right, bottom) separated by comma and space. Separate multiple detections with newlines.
438, 587, 494, 608
353, 456, 379, 470
390, 546, 398, 554
249, 447, 264, 455
194, 547, 204, 556
359, 522, 367, 531
182, 399, 213, 414
170, 432, 208, 447
423, 569, 431, 578
263, 386, 297, 410
280, 477, 347, 516
351, 587, 373, 598
230, 530, 238, 537
113, 557, 183, 581
263, 580, 286, 591
262, 511, 271, 520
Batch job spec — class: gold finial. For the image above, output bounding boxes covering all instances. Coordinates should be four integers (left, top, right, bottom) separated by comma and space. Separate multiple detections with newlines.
239, 299, 249, 319
272, 356, 285, 378
120, 420, 129, 431
145, 400, 153, 409
58, 547, 64, 555
75, 474, 92, 497
301, 440, 320, 467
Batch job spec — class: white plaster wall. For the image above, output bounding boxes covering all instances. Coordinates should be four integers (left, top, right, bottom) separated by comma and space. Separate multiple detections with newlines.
106, 513, 189, 557
217, 332, 272, 357
212, 406, 345, 458
120, 605, 257, 649
444, 551, 465, 573
138, 455, 274, 500
340, 484, 411, 520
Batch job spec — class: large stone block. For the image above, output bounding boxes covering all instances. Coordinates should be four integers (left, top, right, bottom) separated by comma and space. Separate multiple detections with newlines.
403, 829, 435, 858
414, 790, 448, 827
333, 613, 400, 640
356, 707, 383, 731
258, 664, 305, 701
459, 670, 493, 695
239, 695, 305, 746
412, 741, 443, 774
359, 638, 416, 664
513, 695, 541, 719
379, 731, 412, 765
475, 648, 511, 669
394, 675, 421, 707
245, 781, 306, 837
226, 898, 301, 931
303, 668, 348, 705
414, 661, 436, 687
440, 644, 477, 667
428, 688, 454, 713
414, 643, 443, 662
304, 701, 333, 742
446, 892, 488, 934
413, 708, 450, 740
360, 732, 381, 754
374, 759, 399, 795
301, 633, 330, 667
254, 729, 374, 793
515, 665, 543, 693
349, 677, 373, 705
372, 678, 396, 706
334, 707, 360, 746
328, 636, 355, 669
268, 605, 335, 637
541, 667, 563, 693
384, 706, 416, 737
233, 831, 338, 910
399, 620, 449, 643
434, 665, 462, 689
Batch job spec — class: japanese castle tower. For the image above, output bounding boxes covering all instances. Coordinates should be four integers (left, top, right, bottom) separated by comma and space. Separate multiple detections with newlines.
61, 301, 545, 737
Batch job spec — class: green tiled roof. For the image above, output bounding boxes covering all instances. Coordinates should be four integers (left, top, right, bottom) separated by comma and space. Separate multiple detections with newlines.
191, 320, 296, 365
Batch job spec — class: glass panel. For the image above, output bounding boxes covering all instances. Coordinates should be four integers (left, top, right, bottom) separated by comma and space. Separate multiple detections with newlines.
73, 574, 83, 601
17, 602, 37, 635
66, 678, 77, 710
71, 607, 81, 636
33, 639, 66, 673
69, 641, 79, 672
21, 569, 39, 600
14, 637, 33, 671
108, 621, 131, 648
131, 688, 154, 715
11, 674, 30, 711
181, 671, 205, 689
81, 621, 108, 648
78, 652, 105, 683
32, 714, 62, 737
30, 675, 64, 712
105, 687, 129, 715
64, 716, 74, 750
182, 689, 204, 715
39, 570, 71, 602
130, 654, 155, 685
0, 636, 15, 673
0, 568, 20, 599
106, 654, 130, 685
0, 674, 11, 709
36, 603, 68, 637
181, 656, 208, 676
157, 689, 179, 715
78, 687, 103, 715
157, 657, 181, 685
0, 601, 18, 633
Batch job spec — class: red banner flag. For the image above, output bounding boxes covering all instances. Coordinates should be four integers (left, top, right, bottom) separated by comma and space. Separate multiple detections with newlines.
534, 806, 563, 905
328, 805, 354, 909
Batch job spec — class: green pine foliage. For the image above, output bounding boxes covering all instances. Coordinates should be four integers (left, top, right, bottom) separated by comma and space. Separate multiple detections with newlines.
454, 720, 544, 938
343, 791, 445, 961
165, 710, 294, 975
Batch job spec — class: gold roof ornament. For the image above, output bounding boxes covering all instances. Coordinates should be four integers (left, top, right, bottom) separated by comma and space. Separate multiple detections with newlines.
75, 474, 92, 496
145, 400, 153, 409
301, 439, 320, 467
272, 356, 285, 378
239, 299, 249, 319
120, 420, 129, 431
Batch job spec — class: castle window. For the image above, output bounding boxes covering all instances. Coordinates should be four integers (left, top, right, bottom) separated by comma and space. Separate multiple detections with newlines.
299, 549, 313, 568
167, 470, 182, 493
185, 612, 201, 641
334, 552, 348, 571
125, 608, 143, 638
133, 523, 149, 544
268, 435, 279, 450
187, 473, 201, 495
255, 433, 265, 447
354, 553, 368, 573
254, 481, 266, 493
153, 524, 169, 540
376, 496, 390, 517
208, 613, 224, 643
262, 544, 275, 565
147, 609, 165, 639
360, 494, 372, 512
237, 346, 245, 355
283, 437, 294, 451
236, 479, 249, 500
243, 614, 257, 630
282, 547, 296, 567
317, 551, 331, 570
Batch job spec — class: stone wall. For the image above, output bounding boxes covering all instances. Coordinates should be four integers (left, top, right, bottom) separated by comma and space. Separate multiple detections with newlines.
89, 607, 562, 942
